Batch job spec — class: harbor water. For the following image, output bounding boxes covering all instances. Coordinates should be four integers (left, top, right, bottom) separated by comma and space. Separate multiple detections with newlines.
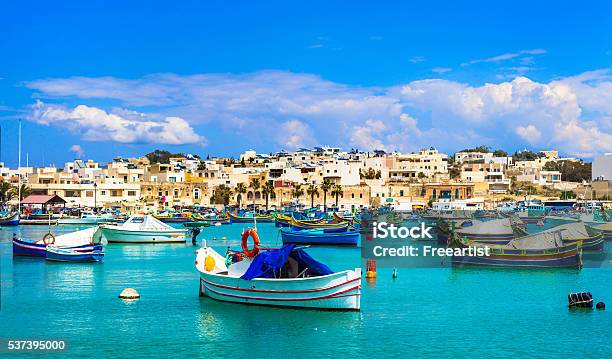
1, 222, 610, 358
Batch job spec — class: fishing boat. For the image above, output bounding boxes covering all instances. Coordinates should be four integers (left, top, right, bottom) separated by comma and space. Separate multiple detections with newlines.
0, 212, 20, 226
456, 218, 527, 245
192, 212, 231, 225
46, 244, 104, 262
533, 222, 604, 251
57, 210, 115, 225
280, 227, 359, 246
182, 221, 212, 228
154, 212, 191, 223
452, 230, 582, 268
100, 215, 189, 243
274, 213, 293, 227
12, 227, 104, 257
291, 218, 348, 231
597, 222, 612, 240
196, 230, 361, 310
228, 211, 274, 223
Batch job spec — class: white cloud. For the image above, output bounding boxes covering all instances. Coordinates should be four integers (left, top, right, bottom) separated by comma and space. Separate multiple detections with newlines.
277, 120, 316, 149
24, 69, 612, 157
432, 67, 452, 74
69, 144, 84, 158
30, 101, 204, 145
515, 125, 542, 143
462, 49, 546, 66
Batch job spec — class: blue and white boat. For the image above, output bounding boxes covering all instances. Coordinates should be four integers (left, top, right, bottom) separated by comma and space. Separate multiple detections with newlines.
280, 227, 359, 246
46, 244, 104, 262
12, 227, 105, 257
0, 212, 20, 226
196, 242, 361, 310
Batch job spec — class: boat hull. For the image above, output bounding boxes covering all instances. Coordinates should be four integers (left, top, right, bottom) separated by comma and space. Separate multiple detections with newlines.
280, 229, 359, 246
0, 213, 20, 226
198, 270, 361, 311
12, 239, 46, 257
46, 245, 104, 262
452, 245, 582, 268
101, 227, 188, 243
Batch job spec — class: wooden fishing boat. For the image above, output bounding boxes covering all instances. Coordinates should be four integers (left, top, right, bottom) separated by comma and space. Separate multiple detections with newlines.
597, 222, 612, 240
0, 212, 20, 226
13, 227, 104, 257
280, 227, 359, 246
228, 212, 274, 223
452, 230, 582, 268
456, 218, 526, 245
46, 244, 104, 262
196, 231, 361, 310
534, 222, 604, 251
274, 213, 293, 227
291, 218, 348, 230
192, 213, 231, 224
101, 215, 189, 243
154, 213, 191, 223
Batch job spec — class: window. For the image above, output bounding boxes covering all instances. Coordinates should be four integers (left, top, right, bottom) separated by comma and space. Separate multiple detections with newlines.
101, 191, 106, 195
85, 191, 94, 197
169, 177, 176, 182
128, 190, 136, 196
194, 188, 200, 200
399, 190, 404, 196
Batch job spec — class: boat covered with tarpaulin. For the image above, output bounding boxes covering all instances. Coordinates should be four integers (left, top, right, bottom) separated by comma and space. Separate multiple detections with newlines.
456, 217, 526, 244
196, 243, 361, 310
452, 230, 582, 268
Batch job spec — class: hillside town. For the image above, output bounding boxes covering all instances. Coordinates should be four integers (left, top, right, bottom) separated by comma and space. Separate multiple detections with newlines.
1, 146, 610, 213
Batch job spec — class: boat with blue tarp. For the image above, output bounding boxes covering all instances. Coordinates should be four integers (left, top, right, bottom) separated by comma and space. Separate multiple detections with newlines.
195, 229, 361, 310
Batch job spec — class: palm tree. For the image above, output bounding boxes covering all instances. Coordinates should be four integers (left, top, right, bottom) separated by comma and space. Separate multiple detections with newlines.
291, 183, 304, 204
0, 181, 13, 205
331, 184, 343, 209
10, 184, 32, 201
249, 178, 261, 211
261, 181, 275, 211
235, 183, 247, 209
216, 185, 233, 206
320, 178, 332, 211
306, 184, 319, 209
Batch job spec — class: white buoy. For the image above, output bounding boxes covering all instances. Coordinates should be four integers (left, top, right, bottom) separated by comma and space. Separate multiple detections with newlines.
119, 288, 140, 299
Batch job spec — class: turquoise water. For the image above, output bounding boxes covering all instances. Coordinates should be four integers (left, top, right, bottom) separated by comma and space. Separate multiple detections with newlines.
1, 222, 610, 358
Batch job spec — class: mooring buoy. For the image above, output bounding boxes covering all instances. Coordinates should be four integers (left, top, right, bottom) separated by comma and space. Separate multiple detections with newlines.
119, 288, 140, 300
596, 302, 605, 310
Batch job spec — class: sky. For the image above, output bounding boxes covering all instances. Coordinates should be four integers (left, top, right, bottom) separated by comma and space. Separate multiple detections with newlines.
1, 0, 611, 167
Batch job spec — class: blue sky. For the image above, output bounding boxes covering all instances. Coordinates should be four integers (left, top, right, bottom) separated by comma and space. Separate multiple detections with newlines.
1, 0, 611, 166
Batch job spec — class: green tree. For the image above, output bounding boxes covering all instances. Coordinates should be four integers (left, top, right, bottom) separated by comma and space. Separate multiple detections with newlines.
493, 149, 508, 157
10, 184, 32, 201
249, 178, 261, 211
543, 160, 591, 182
291, 183, 304, 204
235, 183, 247, 209
321, 178, 332, 211
331, 184, 343, 208
306, 184, 319, 209
212, 185, 233, 206
0, 181, 13, 205
261, 181, 275, 210
145, 150, 183, 164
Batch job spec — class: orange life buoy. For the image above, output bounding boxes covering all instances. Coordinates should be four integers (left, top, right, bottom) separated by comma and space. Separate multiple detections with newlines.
241, 228, 260, 258
43, 232, 56, 245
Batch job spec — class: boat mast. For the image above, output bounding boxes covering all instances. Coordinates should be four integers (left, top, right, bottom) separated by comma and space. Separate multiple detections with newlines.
18, 119, 21, 214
